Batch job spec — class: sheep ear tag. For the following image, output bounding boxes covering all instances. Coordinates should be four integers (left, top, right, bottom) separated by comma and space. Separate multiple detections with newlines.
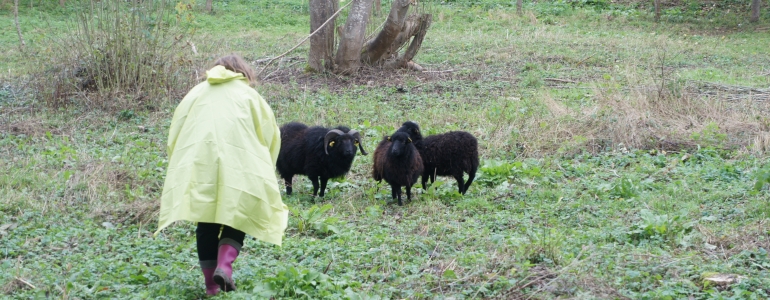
387, 136, 391, 141
329, 141, 335, 147
408, 138, 412, 143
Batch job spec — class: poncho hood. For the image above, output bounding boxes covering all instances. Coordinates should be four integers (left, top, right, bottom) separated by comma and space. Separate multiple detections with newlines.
206, 65, 248, 85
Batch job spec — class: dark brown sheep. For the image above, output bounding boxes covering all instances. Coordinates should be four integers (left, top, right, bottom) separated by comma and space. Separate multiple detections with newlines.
372, 132, 424, 206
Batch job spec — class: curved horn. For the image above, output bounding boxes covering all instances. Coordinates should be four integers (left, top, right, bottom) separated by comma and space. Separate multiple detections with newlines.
324, 129, 345, 155
348, 129, 368, 155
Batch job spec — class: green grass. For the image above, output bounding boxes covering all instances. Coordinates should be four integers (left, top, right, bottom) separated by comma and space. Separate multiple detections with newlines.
2, 0, 770, 298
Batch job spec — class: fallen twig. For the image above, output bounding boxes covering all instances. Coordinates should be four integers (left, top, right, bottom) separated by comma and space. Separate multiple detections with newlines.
254, 57, 274, 64
323, 255, 334, 274
544, 78, 577, 84
15, 277, 36, 289
575, 54, 594, 66
423, 69, 455, 73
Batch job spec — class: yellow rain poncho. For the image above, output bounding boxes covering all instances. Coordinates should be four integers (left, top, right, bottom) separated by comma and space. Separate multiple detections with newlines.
155, 65, 288, 246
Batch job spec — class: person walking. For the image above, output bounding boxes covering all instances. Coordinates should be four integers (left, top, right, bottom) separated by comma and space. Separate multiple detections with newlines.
154, 54, 288, 295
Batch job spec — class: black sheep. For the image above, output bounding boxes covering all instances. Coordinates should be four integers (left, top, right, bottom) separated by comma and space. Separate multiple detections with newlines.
276, 122, 368, 197
397, 121, 479, 195
372, 132, 424, 206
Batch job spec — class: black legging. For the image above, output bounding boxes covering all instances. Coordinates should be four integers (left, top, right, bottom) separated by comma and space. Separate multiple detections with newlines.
196, 222, 246, 262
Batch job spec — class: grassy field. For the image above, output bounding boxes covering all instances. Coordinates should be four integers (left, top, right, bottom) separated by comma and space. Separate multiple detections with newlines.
2, 0, 770, 298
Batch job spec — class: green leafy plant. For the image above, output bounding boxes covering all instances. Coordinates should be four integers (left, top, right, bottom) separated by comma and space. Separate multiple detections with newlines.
691, 122, 727, 148
290, 204, 340, 236
253, 266, 365, 299
754, 167, 770, 192
610, 176, 639, 199
629, 209, 695, 245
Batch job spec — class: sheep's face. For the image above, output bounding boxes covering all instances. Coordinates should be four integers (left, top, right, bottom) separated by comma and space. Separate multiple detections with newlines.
329, 135, 358, 158
387, 132, 413, 157
398, 121, 422, 141
324, 129, 367, 157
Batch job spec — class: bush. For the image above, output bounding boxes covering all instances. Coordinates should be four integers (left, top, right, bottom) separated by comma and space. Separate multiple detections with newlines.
38, 0, 197, 110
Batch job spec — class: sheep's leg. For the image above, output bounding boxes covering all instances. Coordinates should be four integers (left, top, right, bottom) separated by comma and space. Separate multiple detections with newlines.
319, 177, 329, 197
284, 175, 293, 195
453, 173, 465, 195
430, 169, 436, 184
463, 170, 477, 195
310, 176, 320, 196
391, 185, 403, 206
406, 185, 412, 203
421, 174, 429, 190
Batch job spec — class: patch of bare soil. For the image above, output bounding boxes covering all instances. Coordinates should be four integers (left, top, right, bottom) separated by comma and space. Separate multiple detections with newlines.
92, 199, 159, 226
1, 117, 61, 138
258, 59, 480, 94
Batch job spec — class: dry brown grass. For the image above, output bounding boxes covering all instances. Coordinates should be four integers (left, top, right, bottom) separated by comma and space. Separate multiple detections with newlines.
698, 220, 770, 258
515, 80, 770, 156
64, 161, 160, 225
1, 278, 32, 295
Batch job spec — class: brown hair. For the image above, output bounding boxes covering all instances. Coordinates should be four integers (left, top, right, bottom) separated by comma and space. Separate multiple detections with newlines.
213, 54, 257, 83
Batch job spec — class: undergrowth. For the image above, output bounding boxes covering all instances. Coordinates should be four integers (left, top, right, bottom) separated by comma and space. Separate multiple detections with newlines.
1, 0, 770, 298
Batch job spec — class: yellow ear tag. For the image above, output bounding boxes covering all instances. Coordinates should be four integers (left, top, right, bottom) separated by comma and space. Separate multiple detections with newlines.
408, 138, 412, 143
387, 136, 391, 141
329, 141, 335, 147
354, 140, 359, 146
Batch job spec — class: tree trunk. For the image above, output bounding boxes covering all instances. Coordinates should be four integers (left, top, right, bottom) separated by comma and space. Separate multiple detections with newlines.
309, 0, 338, 72
14, 0, 25, 51
516, 0, 522, 15
384, 14, 431, 69
206, 0, 213, 12
750, 0, 760, 23
335, 0, 374, 74
361, 0, 411, 65
654, 0, 660, 22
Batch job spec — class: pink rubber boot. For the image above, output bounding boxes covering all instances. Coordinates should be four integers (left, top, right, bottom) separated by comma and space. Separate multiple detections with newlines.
213, 239, 241, 292
201, 267, 219, 295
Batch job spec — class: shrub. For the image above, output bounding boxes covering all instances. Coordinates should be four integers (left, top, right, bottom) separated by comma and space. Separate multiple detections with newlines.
38, 0, 197, 110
